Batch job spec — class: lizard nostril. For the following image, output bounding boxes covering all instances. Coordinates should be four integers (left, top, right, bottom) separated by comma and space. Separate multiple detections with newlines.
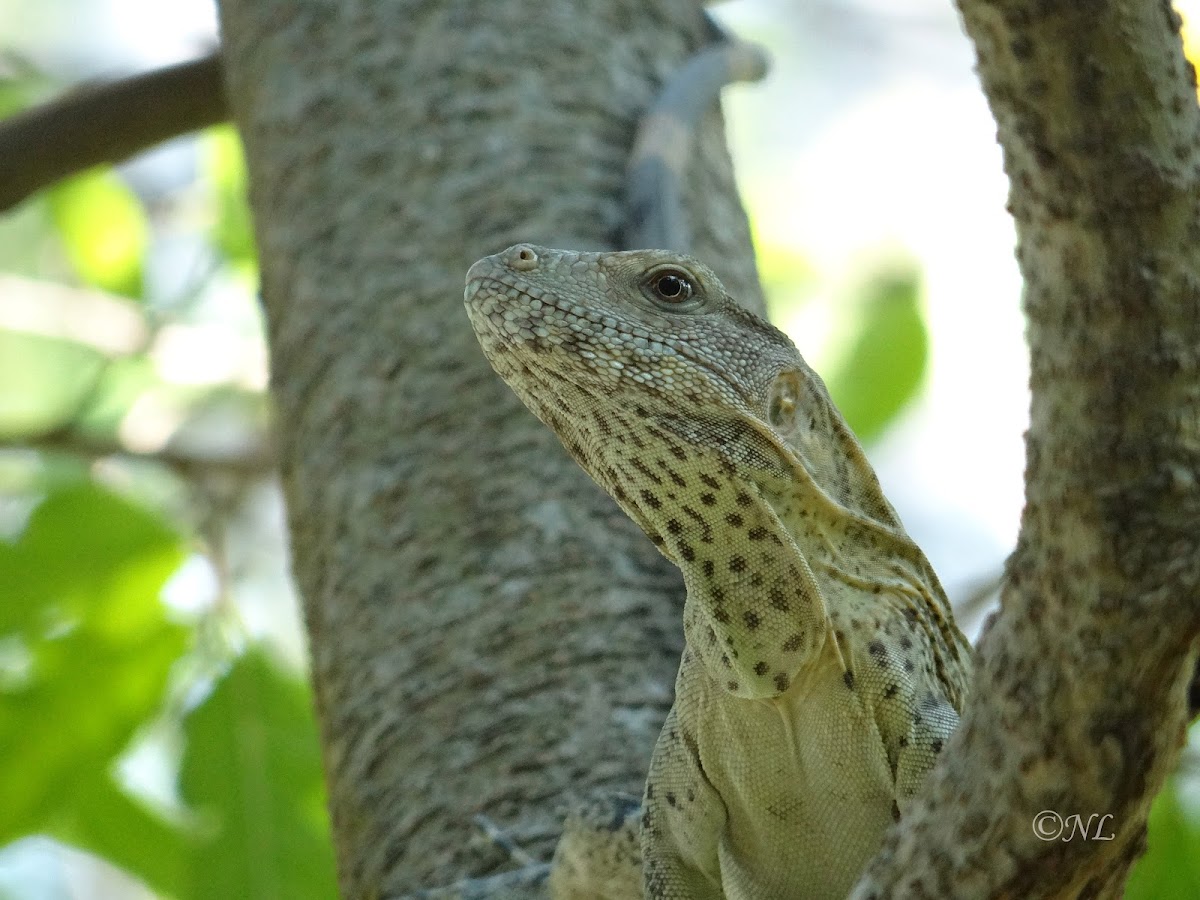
506, 244, 540, 272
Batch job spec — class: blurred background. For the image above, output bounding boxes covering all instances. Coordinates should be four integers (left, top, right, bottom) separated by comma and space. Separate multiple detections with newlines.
1, 0, 1197, 896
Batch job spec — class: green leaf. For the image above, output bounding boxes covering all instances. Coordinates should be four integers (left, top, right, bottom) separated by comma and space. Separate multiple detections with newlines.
204, 126, 257, 269
0, 330, 105, 438
1126, 777, 1200, 899
57, 775, 189, 897
180, 650, 337, 900
48, 169, 148, 298
823, 267, 928, 443
0, 481, 188, 890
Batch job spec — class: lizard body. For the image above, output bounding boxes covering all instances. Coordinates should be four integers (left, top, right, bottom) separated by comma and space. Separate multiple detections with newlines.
464, 245, 972, 899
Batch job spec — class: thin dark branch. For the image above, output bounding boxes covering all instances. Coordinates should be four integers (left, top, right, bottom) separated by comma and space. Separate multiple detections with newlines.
0, 52, 228, 211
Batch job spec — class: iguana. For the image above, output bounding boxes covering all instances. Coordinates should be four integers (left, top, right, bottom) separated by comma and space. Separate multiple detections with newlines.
463, 243, 973, 898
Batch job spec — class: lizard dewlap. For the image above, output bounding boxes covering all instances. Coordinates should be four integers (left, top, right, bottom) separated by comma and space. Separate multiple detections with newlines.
465, 244, 972, 900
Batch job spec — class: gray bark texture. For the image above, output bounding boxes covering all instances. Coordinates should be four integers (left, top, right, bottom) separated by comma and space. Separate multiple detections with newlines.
215, 0, 761, 895
853, 1, 1200, 897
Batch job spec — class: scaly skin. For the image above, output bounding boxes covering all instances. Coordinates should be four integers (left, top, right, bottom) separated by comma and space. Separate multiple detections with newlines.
464, 244, 972, 899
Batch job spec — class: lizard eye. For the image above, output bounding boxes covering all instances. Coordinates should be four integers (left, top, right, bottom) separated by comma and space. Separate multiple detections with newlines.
646, 268, 696, 305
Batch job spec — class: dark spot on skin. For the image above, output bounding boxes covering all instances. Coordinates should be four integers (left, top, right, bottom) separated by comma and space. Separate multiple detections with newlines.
666, 519, 683, 534
729, 555, 747, 573
699, 473, 720, 490
754, 661, 769, 676
687, 789, 695, 802
727, 681, 739, 692
904, 658, 915, 673
666, 793, 677, 807
735, 491, 753, 507
843, 671, 855, 690
721, 654, 731, 668
649, 533, 665, 546
726, 513, 744, 527
700, 493, 716, 506
931, 739, 943, 754
668, 443, 687, 461
640, 490, 662, 510
703, 560, 715, 578
743, 611, 761, 630
711, 587, 725, 604
631, 458, 662, 484
646, 784, 655, 800
667, 469, 687, 488
769, 588, 789, 612
681, 505, 713, 542
900, 635, 913, 650
678, 542, 695, 561
868, 640, 886, 658
748, 526, 769, 540
898, 736, 908, 748
749, 573, 763, 587
713, 608, 730, 624
783, 634, 804, 652
883, 683, 899, 699
774, 673, 789, 692
892, 801, 902, 823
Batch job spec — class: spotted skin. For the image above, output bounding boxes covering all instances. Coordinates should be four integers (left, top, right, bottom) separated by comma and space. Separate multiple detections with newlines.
464, 245, 972, 900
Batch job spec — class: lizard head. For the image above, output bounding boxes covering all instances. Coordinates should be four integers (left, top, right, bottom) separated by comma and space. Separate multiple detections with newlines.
466, 244, 914, 697
464, 244, 870, 518
464, 243, 802, 456
467, 245, 966, 700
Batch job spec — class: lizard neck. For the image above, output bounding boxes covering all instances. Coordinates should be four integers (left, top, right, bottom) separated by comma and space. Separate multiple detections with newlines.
585, 377, 968, 704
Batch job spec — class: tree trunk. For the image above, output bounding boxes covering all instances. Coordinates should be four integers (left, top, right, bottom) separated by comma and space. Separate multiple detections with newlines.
853, 1, 1200, 896
215, 0, 760, 894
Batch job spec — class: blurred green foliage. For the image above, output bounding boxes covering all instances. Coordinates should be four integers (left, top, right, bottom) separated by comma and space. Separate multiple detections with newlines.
1126, 772, 1200, 899
0, 97, 336, 895
48, 169, 148, 298
824, 267, 927, 443
0, 331, 105, 438
205, 125, 257, 272
180, 651, 337, 900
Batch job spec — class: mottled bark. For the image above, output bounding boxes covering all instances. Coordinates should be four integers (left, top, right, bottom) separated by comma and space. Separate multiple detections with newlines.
853, 2, 1200, 897
214, 0, 759, 895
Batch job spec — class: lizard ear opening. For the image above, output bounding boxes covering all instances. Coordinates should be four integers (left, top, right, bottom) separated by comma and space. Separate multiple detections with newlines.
767, 369, 802, 431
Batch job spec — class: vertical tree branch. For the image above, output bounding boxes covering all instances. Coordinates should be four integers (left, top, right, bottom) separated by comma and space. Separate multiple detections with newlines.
215, 0, 760, 894
855, 2, 1200, 896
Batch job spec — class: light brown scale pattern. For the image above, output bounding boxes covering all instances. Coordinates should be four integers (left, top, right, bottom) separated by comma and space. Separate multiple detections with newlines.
464, 245, 972, 900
